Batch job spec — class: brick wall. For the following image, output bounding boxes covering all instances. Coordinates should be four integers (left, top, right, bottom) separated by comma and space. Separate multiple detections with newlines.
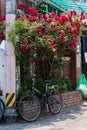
70, 51, 77, 89
41, 91, 82, 115
61, 91, 82, 108
53, 49, 80, 90
21, 91, 82, 117
0, 0, 5, 17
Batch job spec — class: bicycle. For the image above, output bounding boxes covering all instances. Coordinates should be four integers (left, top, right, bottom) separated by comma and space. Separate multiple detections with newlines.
0, 98, 5, 121
18, 74, 62, 122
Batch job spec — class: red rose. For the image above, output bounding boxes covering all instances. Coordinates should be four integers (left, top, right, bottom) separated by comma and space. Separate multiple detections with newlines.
36, 28, 42, 35
52, 44, 58, 52
0, 33, 5, 39
22, 45, 29, 51
49, 11, 55, 17
61, 15, 68, 23
48, 29, 53, 33
17, 4, 26, 10
71, 27, 78, 35
58, 36, 64, 41
70, 10, 77, 15
0, 16, 5, 21
26, 7, 36, 16
42, 36, 48, 39
33, 47, 37, 51
56, 27, 61, 31
43, 15, 47, 20
45, 18, 52, 23
59, 30, 65, 36
63, 39, 67, 43
47, 51, 51, 56
54, 15, 60, 21
67, 13, 72, 20
22, 39, 28, 44
69, 43, 75, 48
71, 37, 77, 43
70, 22, 75, 26
66, 25, 71, 33
80, 11, 85, 20
32, 57, 37, 62
51, 24, 55, 28
27, 36, 31, 39
49, 38, 56, 44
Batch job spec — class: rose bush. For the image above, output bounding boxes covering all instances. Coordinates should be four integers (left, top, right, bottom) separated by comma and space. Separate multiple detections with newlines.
0, 16, 5, 43
9, 4, 85, 58
8, 4, 85, 78
7, 4, 86, 95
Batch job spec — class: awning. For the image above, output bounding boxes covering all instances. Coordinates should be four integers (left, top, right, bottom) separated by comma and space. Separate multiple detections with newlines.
47, 0, 87, 14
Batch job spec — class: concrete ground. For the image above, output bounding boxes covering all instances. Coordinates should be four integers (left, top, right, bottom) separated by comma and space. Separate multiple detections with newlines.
0, 101, 87, 130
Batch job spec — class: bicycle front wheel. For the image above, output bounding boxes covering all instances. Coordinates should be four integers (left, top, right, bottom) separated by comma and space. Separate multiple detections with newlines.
18, 94, 41, 122
0, 99, 5, 120
48, 86, 62, 114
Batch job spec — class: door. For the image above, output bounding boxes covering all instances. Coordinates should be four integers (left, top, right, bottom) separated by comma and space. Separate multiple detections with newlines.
81, 35, 87, 79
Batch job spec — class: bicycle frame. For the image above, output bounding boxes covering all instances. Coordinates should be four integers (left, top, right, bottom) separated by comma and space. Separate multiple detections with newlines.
31, 76, 41, 95
29, 74, 61, 113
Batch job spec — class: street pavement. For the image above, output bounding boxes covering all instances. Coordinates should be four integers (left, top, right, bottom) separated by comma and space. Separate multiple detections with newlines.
0, 101, 87, 130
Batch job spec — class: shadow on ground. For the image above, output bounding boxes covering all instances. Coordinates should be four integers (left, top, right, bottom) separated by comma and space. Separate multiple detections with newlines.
18, 103, 86, 130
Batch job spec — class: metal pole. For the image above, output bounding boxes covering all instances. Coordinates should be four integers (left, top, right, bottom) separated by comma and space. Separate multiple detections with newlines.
45, 4, 48, 15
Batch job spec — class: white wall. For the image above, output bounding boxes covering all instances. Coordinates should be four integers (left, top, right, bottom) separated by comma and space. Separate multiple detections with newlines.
0, 49, 6, 102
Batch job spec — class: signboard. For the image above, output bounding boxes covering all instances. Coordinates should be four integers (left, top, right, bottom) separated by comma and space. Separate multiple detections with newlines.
84, 52, 87, 63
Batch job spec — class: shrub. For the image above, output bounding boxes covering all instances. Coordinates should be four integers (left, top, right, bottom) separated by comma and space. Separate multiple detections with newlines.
19, 76, 72, 96
51, 77, 73, 93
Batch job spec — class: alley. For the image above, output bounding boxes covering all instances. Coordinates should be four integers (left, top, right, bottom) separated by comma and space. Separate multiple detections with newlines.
0, 101, 87, 130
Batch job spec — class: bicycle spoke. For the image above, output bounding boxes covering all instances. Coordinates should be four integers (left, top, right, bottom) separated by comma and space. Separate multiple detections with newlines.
48, 89, 62, 114
18, 95, 41, 122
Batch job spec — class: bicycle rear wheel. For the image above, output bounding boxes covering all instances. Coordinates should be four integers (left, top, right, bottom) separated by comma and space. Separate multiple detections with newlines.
18, 94, 41, 122
0, 99, 5, 120
48, 86, 62, 114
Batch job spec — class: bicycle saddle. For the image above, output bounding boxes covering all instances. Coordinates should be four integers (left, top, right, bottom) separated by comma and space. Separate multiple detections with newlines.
44, 80, 51, 84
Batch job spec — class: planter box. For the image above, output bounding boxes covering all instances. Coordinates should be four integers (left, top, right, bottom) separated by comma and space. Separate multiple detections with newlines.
61, 91, 82, 108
